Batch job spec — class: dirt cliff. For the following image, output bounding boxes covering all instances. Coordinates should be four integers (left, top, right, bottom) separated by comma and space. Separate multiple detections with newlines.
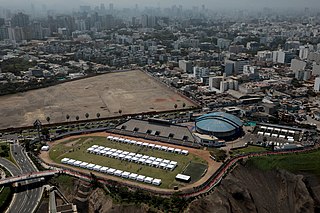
187, 165, 319, 213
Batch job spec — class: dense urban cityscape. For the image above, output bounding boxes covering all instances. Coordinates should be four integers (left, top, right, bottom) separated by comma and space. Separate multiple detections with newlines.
0, 2, 320, 213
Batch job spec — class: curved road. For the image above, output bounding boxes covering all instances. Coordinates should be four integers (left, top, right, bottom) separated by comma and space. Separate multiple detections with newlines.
7, 143, 43, 213
0, 157, 30, 213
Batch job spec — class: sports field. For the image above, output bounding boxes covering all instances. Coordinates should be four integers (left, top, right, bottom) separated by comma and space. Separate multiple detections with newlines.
48, 136, 207, 188
0, 70, 197, 129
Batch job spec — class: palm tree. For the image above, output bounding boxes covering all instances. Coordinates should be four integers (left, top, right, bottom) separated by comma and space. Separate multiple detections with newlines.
118, 109, 122, 115
85, 113, 89, 120
96, 112, 101, 119
66, 114, 70, 122
182, 103, 186, 108
46, 116, 50, 124
174, 104, 178, 109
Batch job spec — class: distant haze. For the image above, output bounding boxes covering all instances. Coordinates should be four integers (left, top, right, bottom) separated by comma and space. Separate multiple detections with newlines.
0, 0, 319, 11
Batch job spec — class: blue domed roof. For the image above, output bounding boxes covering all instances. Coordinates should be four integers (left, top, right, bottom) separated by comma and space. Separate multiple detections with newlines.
195, 112, 243, 133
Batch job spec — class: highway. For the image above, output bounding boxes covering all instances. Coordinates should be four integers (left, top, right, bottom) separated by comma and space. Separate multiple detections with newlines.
7, 143, 43, 213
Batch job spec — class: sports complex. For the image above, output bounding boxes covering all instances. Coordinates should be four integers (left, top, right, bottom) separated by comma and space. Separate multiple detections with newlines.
43, 133, 212, 189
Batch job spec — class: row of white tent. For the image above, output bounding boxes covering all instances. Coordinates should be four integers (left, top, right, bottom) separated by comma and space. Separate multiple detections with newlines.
87, 145, 177, 171
107, 136, 189, 155
61, 157, 162, 186
257, 132, 295, 141
259, 126, 296, 134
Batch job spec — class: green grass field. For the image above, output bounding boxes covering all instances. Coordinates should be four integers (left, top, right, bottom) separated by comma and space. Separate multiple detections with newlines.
231, 145, 268, 156
183, 162, 207, 183
49, 136, 207, 188
246, 149, 320, 180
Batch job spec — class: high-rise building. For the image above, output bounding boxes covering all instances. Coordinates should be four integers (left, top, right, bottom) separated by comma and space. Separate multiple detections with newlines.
179, 60, 193, 73
314, 77, 320, 92
11, 12, 29, 27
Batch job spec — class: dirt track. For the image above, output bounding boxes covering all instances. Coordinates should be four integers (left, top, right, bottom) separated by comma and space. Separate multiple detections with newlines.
0, 70, 196, 129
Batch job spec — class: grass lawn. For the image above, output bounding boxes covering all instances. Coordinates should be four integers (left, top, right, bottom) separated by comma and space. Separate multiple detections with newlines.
246, 149, 320, 180
230, 145, 268, 156
49, 136, 207, 189
182, 162, 207, 183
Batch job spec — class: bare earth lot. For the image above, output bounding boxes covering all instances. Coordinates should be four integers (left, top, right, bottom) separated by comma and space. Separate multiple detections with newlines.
0, 70, 196, 129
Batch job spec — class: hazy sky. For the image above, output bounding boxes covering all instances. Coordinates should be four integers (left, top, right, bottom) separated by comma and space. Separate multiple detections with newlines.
1, 0, 320, 11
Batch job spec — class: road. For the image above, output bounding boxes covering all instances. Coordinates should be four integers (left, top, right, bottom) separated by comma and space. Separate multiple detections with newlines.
7, 144, 43, 213
0, 158, 31, 213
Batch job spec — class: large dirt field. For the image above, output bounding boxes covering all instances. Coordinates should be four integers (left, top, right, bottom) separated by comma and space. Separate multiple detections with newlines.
0, 70, 196, 129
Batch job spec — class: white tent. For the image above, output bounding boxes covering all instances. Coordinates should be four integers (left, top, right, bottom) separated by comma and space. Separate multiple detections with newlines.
144, 177, 153, 184
147, 157, 155, 162
124, 139, 131, 143
142, 142, 149, 147
113, 137, 120, 141
111, 153, 119, 158
271, 134, 278, 138
98, 146, 105, 150
264, 133, 271, 136
119, 154, 126, 159
174, 148, 182, 154
166, 164, 175, 171
105, 151, 113, 156
128, 152, 136, 156
100, 167, 109, 173
86, 164, 95, 170
107, 136, 113, 140
257, 132, 264, 135
145, 159, 153, 165
168, 147, 175, 152
93, 149, 100, 154
132, 157, 139, 162
288, 138, 294, 142
152, 179, 161, 186
67, 159, 76, 165
181, 150, 189, 155
159, 163, 167, 169
148, 144, 155, 149
110, 149, 117, 152
155, 158, 163, 162
152, 161, 160, 167
279, 135, 286, 139
91, 145, 99, 148
107, 168, 116, 175
274, 128, 281, 132
125, 155, 132, 161
142, 155, 149, 159
155, 145, 162, 150
170, 161, 177, 166
161, 146, 168, 151
116, 150, 123, 154
130, 140, 137, 145
267, 127, 273, 131
80, 162, 88, 168
61, 158, 70, 163
93, 165, 102, 171
138, 158, 146, 164
74, 160, 82, 167
289, 130, 295, 134
122, 151, 129, 155
162, 159, 170, 164
99, 150, 106, 155
137, 175, 146, 182
114, 170, 123, 176
103, 147, 111, 151
129, 173, 138, 180
260, 126, 267, 129
121, 171, 130, 178
87, 147, 94, 152
281, 129, 288, 133
119, 138, 125, 143
136, 141, 143, 146
135, 154, 143, 158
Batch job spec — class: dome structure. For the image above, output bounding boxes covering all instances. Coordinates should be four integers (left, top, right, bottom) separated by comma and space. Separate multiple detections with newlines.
195, 112, 243, 139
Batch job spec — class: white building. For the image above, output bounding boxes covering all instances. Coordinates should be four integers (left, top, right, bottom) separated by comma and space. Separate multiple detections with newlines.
314, 77, 320, 92
179, 60, 193, 74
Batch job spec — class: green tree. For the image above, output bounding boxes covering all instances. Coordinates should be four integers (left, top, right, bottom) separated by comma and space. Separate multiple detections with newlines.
66, 114, 70, 122
46, 116, 50, 124
96, 112, 101, 119
85, 113, 89, 120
